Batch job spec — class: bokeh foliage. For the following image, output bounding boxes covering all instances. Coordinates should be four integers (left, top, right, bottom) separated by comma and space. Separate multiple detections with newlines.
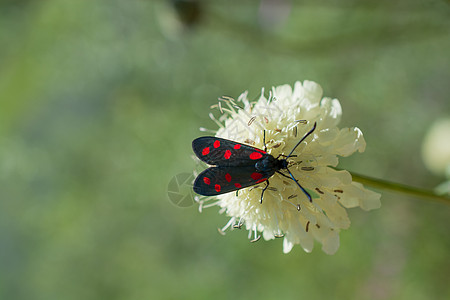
0, 1, 449, 299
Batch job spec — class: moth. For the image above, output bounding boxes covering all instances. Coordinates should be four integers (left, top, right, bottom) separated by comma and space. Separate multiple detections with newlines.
192, 122, 317, 204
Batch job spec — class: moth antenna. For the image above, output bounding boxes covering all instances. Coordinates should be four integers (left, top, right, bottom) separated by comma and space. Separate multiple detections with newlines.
285, 166, 312, 202
286, 122, 317, 159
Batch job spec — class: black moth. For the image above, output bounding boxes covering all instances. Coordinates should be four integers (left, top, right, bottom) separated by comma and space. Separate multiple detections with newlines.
192, 122, 317, 206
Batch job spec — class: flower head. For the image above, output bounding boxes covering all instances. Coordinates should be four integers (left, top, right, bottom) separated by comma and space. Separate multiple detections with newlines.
195, 80, 381, 254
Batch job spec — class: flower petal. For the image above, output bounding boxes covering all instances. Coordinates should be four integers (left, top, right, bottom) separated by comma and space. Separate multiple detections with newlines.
320, 98, 342, 128
321, 230, 340, 255
333, 127, 366, 156
338, 182, 381, 210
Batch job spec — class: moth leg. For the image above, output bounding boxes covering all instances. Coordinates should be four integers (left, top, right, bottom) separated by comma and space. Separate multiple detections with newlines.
276, 154, 297, 160
260, 179, 270, 204
276, 170, 292, 180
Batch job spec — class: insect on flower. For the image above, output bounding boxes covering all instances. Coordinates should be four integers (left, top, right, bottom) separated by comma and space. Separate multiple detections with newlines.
192, 81, 381, 254
192, 122, 317, 209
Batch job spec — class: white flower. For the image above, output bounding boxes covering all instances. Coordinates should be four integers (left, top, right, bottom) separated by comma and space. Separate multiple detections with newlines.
195, 80, 381, 255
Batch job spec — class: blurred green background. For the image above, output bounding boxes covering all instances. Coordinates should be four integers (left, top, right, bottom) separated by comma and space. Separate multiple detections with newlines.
1, 1, 449, 299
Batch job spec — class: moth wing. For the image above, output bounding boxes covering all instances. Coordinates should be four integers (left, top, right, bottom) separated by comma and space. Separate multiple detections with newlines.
193, 166, 275, 196
192, 136, 268, 167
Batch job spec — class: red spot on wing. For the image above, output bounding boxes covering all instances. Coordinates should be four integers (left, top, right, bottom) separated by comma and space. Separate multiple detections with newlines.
225, 173, 232, 182
256, 178, 267, 184
224, 150, 231, 159
202, 147, 210, 155
251, 172, 263, 180
213, 140, 220, 148
215, 184, 221, 192
203, 177, 211, 185
250, 152, 263, 160
234, 183, 242, 188
234, 144, 241, 150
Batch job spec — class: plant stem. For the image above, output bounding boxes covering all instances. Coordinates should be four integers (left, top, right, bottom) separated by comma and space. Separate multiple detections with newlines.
349, 171, 450, 205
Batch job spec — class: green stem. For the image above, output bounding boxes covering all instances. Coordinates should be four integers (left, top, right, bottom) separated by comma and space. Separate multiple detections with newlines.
349, 171, 450, 205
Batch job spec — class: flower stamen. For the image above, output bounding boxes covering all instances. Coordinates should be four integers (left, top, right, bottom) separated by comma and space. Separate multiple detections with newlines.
250, 232, 261, 243
247, 116, 257, 126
